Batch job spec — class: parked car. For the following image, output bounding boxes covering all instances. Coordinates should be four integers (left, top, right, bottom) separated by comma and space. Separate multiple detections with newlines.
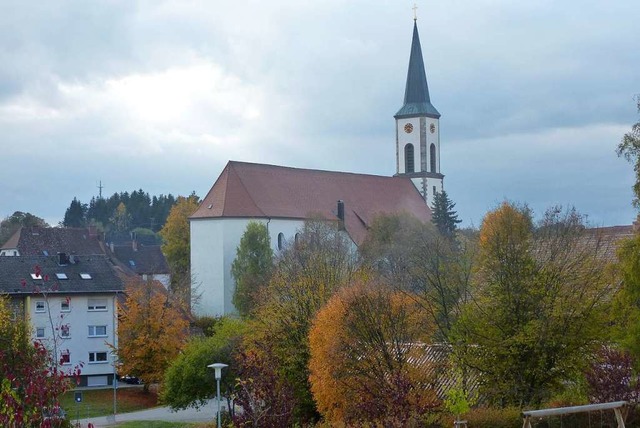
121, 374, 143, 385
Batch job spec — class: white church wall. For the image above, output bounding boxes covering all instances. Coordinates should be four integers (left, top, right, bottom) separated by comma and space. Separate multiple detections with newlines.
425, 118, 440, 173
191, 218, 227, 316
191, 217, 306, 317
267, 219, 305, 253
411, 177, 443, 208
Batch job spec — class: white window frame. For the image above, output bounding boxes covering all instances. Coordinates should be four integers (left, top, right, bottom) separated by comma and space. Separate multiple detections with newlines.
61, 299, 70, 312
88, 299, 108, 312
36, 327, 45, 338
35, 301, 46, 313
88, 351, 109, 364
88, 325, 108, 338
60, 325, 70, 339
60, 351, 71, 365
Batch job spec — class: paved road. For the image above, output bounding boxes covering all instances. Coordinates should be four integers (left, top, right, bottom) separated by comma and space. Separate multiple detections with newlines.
75, 399, 228, 427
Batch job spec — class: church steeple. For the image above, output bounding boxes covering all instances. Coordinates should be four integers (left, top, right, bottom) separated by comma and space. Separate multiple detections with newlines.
394, 17, 443, 209
395, 21, 440, 119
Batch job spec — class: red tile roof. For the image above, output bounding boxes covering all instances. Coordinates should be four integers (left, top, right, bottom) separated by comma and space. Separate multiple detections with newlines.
191, 161, 432, 245
585, 224, 636, 263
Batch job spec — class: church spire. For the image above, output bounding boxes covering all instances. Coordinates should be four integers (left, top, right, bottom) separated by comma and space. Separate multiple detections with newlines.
395, 20, 440, 119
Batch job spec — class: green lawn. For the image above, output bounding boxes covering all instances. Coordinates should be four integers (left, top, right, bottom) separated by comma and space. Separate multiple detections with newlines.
59, 386, 159, 419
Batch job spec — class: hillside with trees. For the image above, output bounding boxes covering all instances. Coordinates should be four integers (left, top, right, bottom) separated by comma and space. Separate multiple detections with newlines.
62, 189, 180, 233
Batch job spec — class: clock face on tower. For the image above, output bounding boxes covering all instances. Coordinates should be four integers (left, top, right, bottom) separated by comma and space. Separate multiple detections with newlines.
404, 123, 413, 133
430, 123, 436, 134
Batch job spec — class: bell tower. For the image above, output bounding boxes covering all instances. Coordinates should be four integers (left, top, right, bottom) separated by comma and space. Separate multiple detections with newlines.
394, 16, 443, 208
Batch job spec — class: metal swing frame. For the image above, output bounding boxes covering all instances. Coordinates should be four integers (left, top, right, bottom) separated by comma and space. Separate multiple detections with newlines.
522, 401, 627, 428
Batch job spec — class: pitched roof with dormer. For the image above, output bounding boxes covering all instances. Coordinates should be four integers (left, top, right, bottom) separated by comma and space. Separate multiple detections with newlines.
190, 161, 432, 245
1, 226, 103, 256
395, 21, 440, 119
0, 254, 124, 295
112, 244, 170, 275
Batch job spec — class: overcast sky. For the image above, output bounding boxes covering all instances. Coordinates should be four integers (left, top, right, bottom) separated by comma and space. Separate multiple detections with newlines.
1, 0, 638, 228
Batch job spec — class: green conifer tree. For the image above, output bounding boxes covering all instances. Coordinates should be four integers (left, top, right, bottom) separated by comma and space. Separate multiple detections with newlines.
431, 190, 461, 237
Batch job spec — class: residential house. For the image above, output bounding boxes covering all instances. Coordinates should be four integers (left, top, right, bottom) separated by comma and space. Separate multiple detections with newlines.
1, 226, 170, 287
0, 253, 124, 387
107, 238, 170, 289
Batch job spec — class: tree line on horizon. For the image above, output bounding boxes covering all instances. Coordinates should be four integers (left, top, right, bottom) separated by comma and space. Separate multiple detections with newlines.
62, 189, 185, 234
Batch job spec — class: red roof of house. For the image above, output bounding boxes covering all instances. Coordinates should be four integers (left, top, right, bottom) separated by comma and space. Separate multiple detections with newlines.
190, 161, 432, 245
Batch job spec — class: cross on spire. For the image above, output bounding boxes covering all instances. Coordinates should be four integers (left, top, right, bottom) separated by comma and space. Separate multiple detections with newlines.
413, 3, 418, 21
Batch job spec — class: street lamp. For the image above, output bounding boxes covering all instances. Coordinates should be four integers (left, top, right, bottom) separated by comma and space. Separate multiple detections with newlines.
111, 353, 118, 416
207, 363, 228, 428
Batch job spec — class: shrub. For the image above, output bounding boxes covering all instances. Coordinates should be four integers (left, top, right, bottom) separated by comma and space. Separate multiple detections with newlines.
463, 406, 522, 428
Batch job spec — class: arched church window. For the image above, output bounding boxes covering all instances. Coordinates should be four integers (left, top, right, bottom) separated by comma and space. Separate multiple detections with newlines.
277, 232, 284, 251
430, 143, 436, 172
404, 144, 415, 173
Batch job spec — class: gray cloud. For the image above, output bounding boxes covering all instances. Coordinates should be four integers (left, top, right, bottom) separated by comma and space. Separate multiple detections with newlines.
0, 0, 637, 228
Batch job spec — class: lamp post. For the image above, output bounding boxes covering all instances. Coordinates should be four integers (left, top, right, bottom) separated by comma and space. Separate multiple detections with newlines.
207, 363, 228, 428
112, 353, 118, 416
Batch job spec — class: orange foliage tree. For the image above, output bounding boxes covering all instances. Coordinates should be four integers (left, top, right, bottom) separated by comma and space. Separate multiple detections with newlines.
309, 278, 438, 425
160, 193, 200, 307
246, 220, 359, 421
117, 278, 189, 392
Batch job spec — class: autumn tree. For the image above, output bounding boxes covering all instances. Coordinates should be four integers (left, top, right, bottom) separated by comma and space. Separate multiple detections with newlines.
162, 317, 247, 411
616, 95, 640, 207
117, 278, 190, 392
309, 279, 437, 426
431, 190, 462, 237
361, 213, 475, 341
454, 202, 614, 406
232, 340, 297, 428
231, 221, 273, 318
359, 213, 425, 290
586, 345, 640, 405
613, 232, 640, 364
0, 295, 76, 426
0, 211, 49, 246
110, 202, 131, 233
159, 193, 200, 306
248, 219, 359, 421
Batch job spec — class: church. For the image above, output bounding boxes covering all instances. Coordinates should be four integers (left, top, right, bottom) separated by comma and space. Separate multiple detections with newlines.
190, 18, 444, 316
